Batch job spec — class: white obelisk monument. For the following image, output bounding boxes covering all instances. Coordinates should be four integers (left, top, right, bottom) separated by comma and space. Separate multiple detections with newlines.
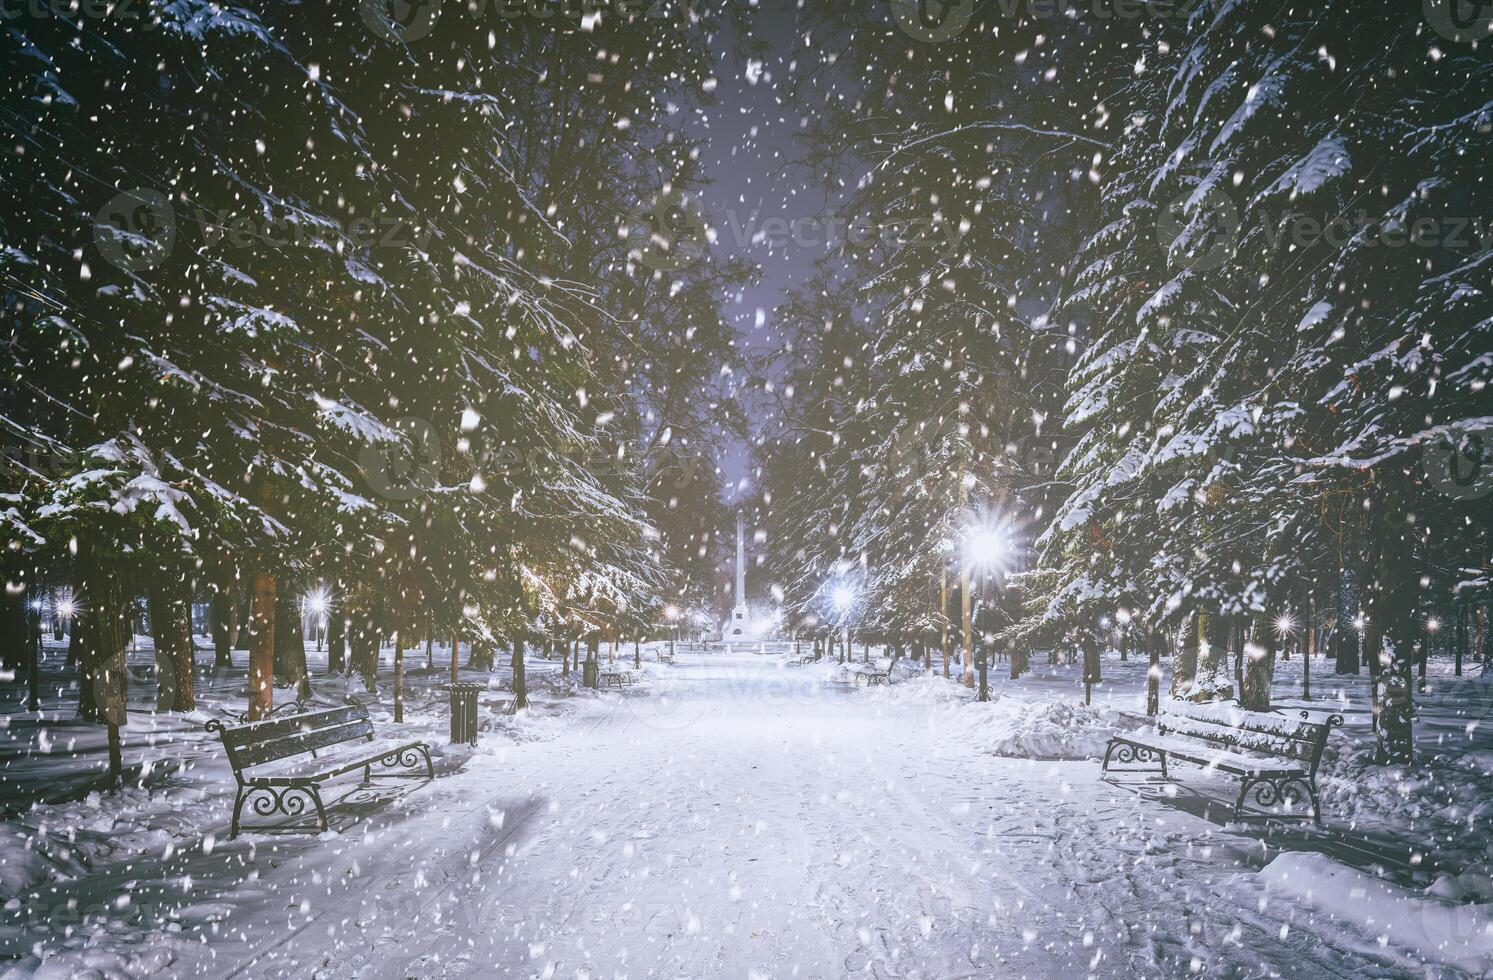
725, 512, 750, 639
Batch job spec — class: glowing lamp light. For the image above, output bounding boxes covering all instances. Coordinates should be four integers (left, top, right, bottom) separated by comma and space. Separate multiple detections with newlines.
1353, 615, 1366, 633
1274, 614, 1296, 637
305, 588, 331, 618
830, 584, 857, 614
963, 526, 1010, 572
56, 599, 76, 619
1427, 618, 1440, 633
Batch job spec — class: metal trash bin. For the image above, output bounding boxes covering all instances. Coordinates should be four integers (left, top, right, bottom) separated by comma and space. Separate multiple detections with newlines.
582, 659, 599, 689
450, 683, 483, 745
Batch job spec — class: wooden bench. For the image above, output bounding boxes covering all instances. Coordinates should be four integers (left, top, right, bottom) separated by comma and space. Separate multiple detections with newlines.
1102, 700, 1343, 824
205, 703, 433, 837
600, 670, 634, 688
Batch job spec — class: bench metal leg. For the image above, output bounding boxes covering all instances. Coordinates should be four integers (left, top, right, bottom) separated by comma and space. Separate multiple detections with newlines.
418, 744, 434, 780
306, 785, 328, 833
1233, 777, 1258, 821
230, 784, 247, 839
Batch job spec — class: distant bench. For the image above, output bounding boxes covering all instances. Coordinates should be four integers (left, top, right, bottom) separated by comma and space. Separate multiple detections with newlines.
1102, 700, 1343, 824
853, 669, 890, 687
600, 670, 635, 689
206, 703, 433, 837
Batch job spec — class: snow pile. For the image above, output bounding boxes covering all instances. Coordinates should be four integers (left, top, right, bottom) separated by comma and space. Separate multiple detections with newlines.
940, 692, 1136, 761
1262, 851, 1493, 975
1317, 738, 1493, 874
0, 785, 222, 902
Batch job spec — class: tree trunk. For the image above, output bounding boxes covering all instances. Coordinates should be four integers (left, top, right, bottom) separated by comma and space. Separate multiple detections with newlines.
939, 570, 949, 678
1476, 605, 1489, 675
350, 605, 379, 691
26, 601, 41, 711
468, 637, 494, 671
1455, 603, 1468, 677
1375, 549, 1417, 763
0, 589, 27, 673
1171, 614, 1198, 697
1232, 618, 1246, 698
1081, 633, 1101, 687
211, 578, 233, 669
1241, 616, 1274, 712
959, 567, 973, 688
247, 568, 276, 721
234, 586, 253, 650
513, 635, 529, 710
1146, 629, 1161, 716
1334, 567, 1361, 674
273, 579, 309, 699
77, 542, 129, 774
148, 572, 196, 711
393, 631, 404, 723
1188, 612, 1232, 700
328, 610, 346, 674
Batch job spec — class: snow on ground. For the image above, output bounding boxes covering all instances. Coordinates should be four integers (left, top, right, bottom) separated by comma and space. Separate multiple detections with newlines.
3, 644, 1493, 977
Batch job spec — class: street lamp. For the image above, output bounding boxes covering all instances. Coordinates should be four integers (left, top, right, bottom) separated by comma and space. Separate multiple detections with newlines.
305, 588, 331, 652
962, 518, 1012, 701
664, 604, 679, 660
829, 580, 858, 664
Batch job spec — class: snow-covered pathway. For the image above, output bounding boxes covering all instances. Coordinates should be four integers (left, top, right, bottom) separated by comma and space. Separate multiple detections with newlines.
9, 652, 1440, 978
162, 652, 1412, 979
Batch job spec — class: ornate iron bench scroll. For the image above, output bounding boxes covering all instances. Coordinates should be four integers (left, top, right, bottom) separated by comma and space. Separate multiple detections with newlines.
1102, 700, 1343, 825
205, 702, 433, 837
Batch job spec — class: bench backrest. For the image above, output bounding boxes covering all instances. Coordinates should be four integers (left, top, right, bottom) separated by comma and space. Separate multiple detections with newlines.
206, 704, 374, 774
1157, 700, 1343, 774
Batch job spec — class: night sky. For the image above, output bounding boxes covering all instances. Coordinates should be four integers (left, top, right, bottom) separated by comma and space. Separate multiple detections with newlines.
696, 0, 824, 496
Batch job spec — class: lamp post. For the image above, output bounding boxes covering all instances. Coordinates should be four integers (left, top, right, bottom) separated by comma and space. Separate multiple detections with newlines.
665, 604, 679, 660
831, 582, 857, 664
305, 588, 331, 653
963, 522, 1010, 703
